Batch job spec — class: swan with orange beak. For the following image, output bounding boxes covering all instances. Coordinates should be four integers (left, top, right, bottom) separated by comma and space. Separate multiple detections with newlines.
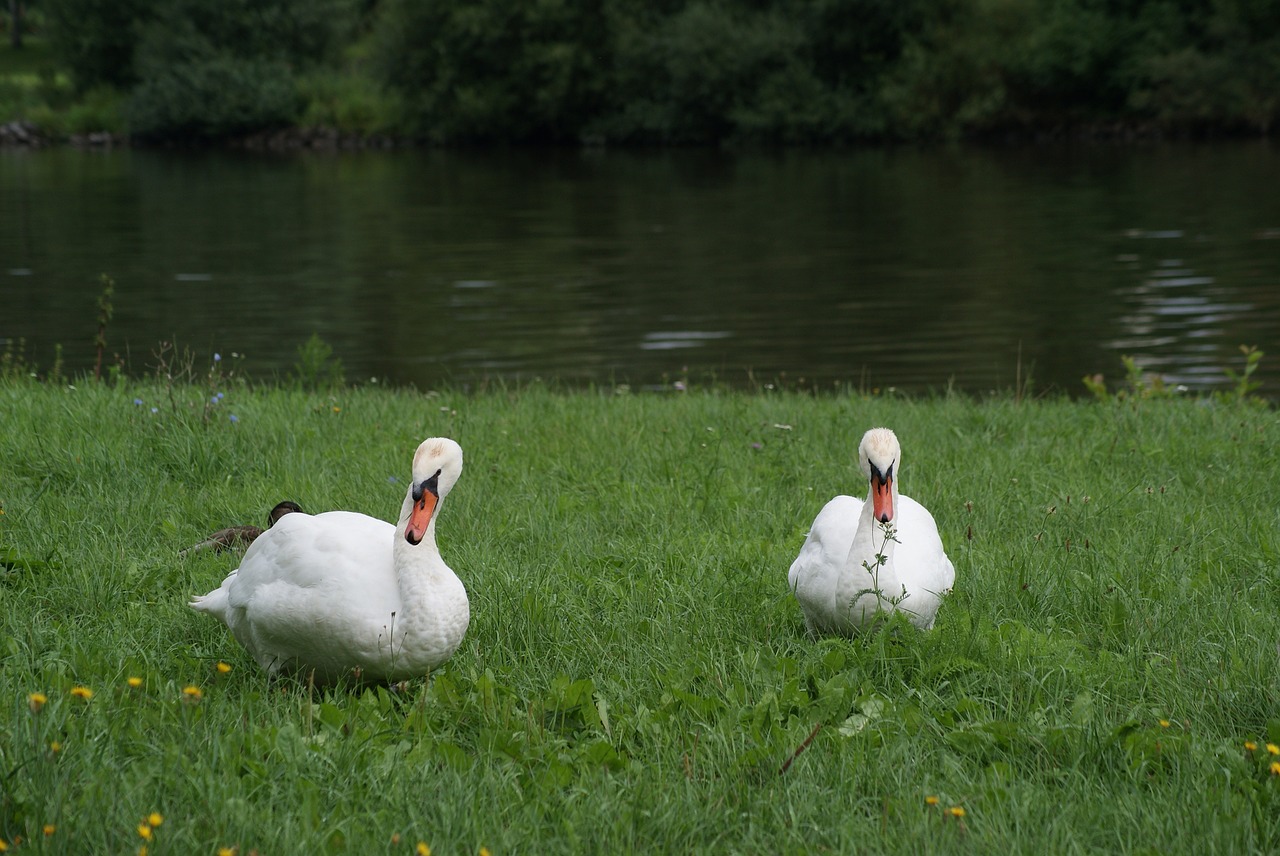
788, 427, 954, 634
191, 437, 470, 684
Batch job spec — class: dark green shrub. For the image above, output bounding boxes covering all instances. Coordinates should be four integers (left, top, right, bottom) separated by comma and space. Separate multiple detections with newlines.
592, 0, 915, 143
125, 0, 355, 140
599, 1, 807, 143
375, 0, 607, 143
127, 56, 302, 140
1126, 0, 1280, 132
42, 0, 155, 91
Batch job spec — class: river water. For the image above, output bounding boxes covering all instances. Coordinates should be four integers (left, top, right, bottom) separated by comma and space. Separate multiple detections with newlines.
4, 143, 1279, 396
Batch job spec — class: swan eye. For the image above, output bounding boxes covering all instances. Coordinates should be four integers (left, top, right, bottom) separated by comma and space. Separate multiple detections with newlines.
412, 469, 443, 502
868, 461, 894, 484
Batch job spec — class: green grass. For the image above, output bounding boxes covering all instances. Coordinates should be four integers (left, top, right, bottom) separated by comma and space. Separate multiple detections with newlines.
1, 374, 1278, 853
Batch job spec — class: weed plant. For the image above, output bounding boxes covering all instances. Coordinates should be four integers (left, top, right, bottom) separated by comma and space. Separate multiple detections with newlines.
1, 373, 1278, 853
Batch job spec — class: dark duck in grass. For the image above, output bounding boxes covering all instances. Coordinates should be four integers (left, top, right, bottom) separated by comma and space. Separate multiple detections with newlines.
181, 500, 304, 556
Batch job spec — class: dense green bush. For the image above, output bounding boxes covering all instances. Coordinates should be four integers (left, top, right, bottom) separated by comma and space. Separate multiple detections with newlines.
43, 0, 156, 91
1125, 0, 1280, 132
127, 0, 357, 141
594, 1, 815, 143
374, 0, 608, 143
24, 0, 1280, 143
372, 0, 924, 144
126, 56, 302, 141
43, 0, 357, 140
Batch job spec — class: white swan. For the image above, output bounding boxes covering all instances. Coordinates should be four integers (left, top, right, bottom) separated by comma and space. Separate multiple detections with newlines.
789, 427, 954, 634
190, 437, 470, 684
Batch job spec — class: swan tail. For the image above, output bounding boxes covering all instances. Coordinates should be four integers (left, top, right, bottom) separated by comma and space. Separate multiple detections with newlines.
189, 584, 231, 618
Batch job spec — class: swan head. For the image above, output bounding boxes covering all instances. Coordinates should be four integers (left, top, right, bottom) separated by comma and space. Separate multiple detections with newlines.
857, 428, 900, 524
404, 437, 464, 546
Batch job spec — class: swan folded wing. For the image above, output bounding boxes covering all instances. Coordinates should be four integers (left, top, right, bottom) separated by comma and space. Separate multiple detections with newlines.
788, 495, 862, 589
223, 511, 403, 675
889, 495, 956, 627
789, 495, 866, 632
895, 496, 955, 588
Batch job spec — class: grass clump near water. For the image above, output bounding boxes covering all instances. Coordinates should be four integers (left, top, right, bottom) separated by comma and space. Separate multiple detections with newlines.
1, 374, 1278, 853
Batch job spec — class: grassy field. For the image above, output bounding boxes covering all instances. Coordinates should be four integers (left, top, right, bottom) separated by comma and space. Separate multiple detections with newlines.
1, 373, 1278, 854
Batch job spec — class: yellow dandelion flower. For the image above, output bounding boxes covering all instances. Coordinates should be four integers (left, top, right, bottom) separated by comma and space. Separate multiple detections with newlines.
28, 692, 47, 712
925, 796, 939, 806
127, 676, 143, 688
216, 662, 232, 674
182, 685, 203, 700
1158, 719, 1170, 728
139, 847, 148, 856
70, 686, 93, 701
0, 839, 8, 852
49, 740, 61, 753
148, 813, 163, 828
137, 823, 152, 840
1268, 743, 1279, 756
43, 824, 55, 836
416, 843, 431, 856
948, 806, 966, 818
332, 406, 341, 414
1245, 741, 1258, 751
1272, 762, 1280, 776
218, 848, 236, 856
479, 848, 491, 856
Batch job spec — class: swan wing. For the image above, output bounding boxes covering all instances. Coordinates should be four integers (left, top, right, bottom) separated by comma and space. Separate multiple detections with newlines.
204, 510, 400, 677
893, 494, 956, 628
788, 495, 864, 631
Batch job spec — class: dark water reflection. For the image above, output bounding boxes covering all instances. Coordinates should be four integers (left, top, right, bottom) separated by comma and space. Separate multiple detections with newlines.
3, 144, 1279, 395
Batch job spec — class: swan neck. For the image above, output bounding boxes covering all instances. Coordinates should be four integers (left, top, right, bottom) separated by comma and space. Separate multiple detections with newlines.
850, 480, 901, 575
391, 494, 448, 616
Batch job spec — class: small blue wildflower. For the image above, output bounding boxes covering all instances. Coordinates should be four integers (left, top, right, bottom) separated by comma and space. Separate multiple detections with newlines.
134, 398, 144, 406
210, 396, 218, 404
213, 353, 222, 362
229, 414, 239, 423
150, 407, 158, 414
216, 392, 224, 401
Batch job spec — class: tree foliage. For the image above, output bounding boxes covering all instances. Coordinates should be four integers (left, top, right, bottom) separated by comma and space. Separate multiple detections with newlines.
43, 0, 156, 90
374, 0, 609, 143
43, 0, 357, 140
36, 0, 1280, 143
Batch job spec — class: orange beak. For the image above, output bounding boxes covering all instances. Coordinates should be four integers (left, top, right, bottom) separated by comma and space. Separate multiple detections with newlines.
406, 488, 437, 545
871, 470, 894, 523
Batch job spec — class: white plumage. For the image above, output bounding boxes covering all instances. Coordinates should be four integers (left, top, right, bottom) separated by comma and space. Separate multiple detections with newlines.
190, 437, 470, 684
789, 427, 954, 634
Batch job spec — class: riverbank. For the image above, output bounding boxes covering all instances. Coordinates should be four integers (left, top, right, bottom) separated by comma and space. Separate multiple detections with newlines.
2, 378, 1277, 852
1, 114, 1272, 152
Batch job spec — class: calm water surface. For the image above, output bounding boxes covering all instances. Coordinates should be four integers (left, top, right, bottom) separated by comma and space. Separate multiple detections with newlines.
3, 144, 1279, 395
